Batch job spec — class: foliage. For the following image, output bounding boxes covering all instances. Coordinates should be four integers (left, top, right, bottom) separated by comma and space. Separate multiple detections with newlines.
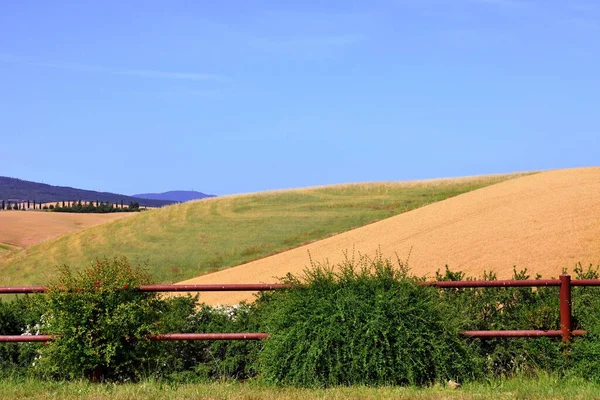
569, 264, 600, 382
37, 257, 161, 382
2, 254, 600, 387
51, 201, 141, 213
0, 295, 47, 376
151, 296, 263, 382
436, 266, 564, 377
257, 253, 477, 387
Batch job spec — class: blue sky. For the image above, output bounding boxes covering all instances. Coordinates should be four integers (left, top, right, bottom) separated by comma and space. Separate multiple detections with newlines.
1, 0, 598, 195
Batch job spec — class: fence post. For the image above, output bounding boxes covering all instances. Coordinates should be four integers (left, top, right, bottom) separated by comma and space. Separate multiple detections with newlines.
559, 274, 572, 343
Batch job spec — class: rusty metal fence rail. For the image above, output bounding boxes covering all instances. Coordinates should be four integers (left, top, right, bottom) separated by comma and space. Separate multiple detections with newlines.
0, 284, 289, 343
427, 274, 589, 342
0, 275, 597, 343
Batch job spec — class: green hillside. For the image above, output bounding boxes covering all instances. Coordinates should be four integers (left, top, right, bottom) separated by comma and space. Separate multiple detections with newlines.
0, 173, 531, 286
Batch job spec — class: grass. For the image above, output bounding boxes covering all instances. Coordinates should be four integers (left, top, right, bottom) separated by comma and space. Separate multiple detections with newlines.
0, 242, 19, 256
0, 375, 599, 399
0, 173, 531, 286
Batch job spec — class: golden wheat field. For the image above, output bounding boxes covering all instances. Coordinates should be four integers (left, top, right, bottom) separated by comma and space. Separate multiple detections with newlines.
0, 211, 133, 249
180, 167, 600, 305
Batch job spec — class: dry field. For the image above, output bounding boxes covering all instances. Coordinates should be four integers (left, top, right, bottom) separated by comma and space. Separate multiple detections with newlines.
0, 211, 133, 250
180, 167, 600, 305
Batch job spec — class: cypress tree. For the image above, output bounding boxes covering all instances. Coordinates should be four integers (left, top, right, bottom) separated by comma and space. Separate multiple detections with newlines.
27, 200, 30, 209
1, 200, 4, 210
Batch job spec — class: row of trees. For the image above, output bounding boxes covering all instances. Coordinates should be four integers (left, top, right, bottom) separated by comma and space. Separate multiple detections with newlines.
0, 200, 143, 213
0, 200, 38, 210
53, 200, 141, 213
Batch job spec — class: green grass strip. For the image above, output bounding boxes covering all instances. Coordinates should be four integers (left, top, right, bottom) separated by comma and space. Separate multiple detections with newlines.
0, 374, 598, 399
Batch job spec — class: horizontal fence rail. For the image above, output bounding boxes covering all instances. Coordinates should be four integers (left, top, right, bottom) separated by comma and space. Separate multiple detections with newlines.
1, 275, 599, 343
0, 283, 293, 294
0, 335, 55, 343
428, 279, 561, 288
462, 330, 587, 338
0, 286, 47, 294
137, 283, 293, 292
0, 333, 269, 343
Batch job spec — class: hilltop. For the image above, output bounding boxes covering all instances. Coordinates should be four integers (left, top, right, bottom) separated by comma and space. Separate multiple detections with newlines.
0, 172, 525, 286
133, 190, 216, 202
0, 176, 173, 207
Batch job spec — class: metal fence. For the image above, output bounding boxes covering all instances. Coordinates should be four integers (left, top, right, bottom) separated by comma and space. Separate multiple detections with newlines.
428, 274, 596, 342
0, 275, 597, 343
0, 283, 289, 343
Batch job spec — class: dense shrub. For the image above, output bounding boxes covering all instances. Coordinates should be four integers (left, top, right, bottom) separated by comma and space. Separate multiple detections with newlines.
152, 296, 262, 382
0, 295, 47, 376
436, 267, 564, 377
36, 257, 161, 381
569, 264, 600, 381
256, 253, 477, 387
1, 255, 599, 386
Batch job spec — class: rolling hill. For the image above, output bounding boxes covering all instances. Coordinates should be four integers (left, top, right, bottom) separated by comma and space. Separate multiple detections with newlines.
133, 190, 216, 202
0, 172, 525, 286
179, 167, 600, 305
0, 176, 173, 207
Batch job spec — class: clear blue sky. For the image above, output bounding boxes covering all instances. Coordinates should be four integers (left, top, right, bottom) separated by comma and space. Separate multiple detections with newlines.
1, 1, 598, 195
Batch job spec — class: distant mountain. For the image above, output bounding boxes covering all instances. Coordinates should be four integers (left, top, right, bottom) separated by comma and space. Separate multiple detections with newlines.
132, 190, 216, 202
0, 176, 174, 207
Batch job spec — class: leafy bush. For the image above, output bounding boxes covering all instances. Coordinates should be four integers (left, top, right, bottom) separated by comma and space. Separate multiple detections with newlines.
436, 266, 564, 377
0, 295, 47, 376
569, 264, 600, 381
256, 253, 477, 387
152, 296, 263, 382
36, 257, 161, 382
2, 254, 599, 386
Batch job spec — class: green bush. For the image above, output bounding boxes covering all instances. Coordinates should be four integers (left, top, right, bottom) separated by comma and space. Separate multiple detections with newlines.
152, 296, 262, 382
1, 254, 598, 386
436, 267, 564, 377
36, 257, 161, 382
0, 295, 47, 376
570, 264, 600, 381
256, 253, 477, 387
